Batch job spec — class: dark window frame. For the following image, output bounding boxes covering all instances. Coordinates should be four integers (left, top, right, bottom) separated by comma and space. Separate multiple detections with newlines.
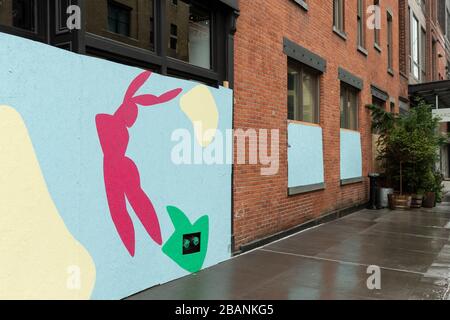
387, 10, 393, 74
411, 13, 420, 80
0, 0, 47, 42
357, 0, 365, 49
374, 0, 381, 50
165, 0, 213, 70
0, 0, 237, 88
447, 8, 450, 42
287, 59, 321, 124
107, 0, 132, 37
169, 23, 178, 50
390, 100, 395, 114
432, 38, 437, 81
85, 0, 221, 85
421, 27, 427, 81
340, 82, 359, 131
333, 0, 346, 38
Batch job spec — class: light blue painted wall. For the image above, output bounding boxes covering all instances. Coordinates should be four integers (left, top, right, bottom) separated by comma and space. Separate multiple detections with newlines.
340, 130, 363, 180
287, 123, 325, 188
0, 32, 233, 299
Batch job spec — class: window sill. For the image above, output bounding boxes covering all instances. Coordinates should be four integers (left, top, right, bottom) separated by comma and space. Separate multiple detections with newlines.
340, 177, 364, 186
333, 27, 347, 41
374, 43, 382, 53
287, 119, 321, 127
387, 68, 395, 77
340, 127, 360, 133
292, 0, 308, 11
399, 71, 408, 80
288, 183, 326, 196
357, 46, 368, 57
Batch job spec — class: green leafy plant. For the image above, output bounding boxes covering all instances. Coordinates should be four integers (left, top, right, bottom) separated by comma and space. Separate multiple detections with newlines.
367, 99, 447, 200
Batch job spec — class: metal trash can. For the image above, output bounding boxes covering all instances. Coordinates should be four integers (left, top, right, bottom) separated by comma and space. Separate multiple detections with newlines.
378, 187, 394, 208
368, 173, 380, 210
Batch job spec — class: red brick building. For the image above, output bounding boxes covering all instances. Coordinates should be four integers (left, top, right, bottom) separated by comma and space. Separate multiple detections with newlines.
232, 0, 409, 250
400, 0, 450, 179
426, 0, 450, 81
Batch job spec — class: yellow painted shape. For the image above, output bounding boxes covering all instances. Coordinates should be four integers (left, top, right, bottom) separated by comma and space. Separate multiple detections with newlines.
180, 85, 219, 147
0, 105, 96, 300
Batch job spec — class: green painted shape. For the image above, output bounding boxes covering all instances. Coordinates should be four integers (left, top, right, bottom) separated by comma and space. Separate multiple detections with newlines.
162, 206, 209, 273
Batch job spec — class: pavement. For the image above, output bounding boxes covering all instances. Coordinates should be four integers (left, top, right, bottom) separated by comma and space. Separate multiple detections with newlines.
128, 203, 450, 300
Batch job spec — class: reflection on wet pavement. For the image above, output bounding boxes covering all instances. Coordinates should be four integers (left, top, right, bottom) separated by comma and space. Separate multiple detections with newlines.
128, 204, 450, 300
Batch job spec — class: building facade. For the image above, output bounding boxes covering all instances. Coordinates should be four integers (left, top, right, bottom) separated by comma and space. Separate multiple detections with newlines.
232, 0, 407, 250
1, 0, 448, 298
401, 0, 450, 180
0, 0, 238, 299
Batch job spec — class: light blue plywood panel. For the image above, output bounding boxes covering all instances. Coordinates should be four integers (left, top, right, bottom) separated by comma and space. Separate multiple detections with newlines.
340, 129, 363, 180
0, 32, 232, 299
288, 123, 324, 188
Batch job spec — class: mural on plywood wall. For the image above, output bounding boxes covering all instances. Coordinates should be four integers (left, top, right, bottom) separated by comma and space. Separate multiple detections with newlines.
0, 32, 232, 299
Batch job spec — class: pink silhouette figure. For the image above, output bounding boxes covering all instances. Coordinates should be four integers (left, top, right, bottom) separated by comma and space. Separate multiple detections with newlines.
96, 71, 182, 256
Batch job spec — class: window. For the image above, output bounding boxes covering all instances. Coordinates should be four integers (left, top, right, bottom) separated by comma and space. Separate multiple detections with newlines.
374, 0, 380, 48
0, 0, 38, 32
340, 83, 358, 130
357, 0, 365, 48
390, 101, 395, 114
432, 39, 437, 80
169, 24, 178, 51
1, 0, 237, 87
438, 0, 446, 31
288, 60, 320, 124
87, 0, 155, 52
419, 0, 427, 14
421, 28, 427, 81
166, 0, 211, 69
107, 1, 131, 37
333, 0, 345, 34
387, 11, 393, 72
411, 14, 420, 79
372, 97, 386, 115
12, 0, 36, 31
447, 9, 450, 42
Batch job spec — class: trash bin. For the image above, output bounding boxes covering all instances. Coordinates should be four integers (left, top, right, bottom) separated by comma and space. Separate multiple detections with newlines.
378, 187, 394, 208
368, 173, 380, 210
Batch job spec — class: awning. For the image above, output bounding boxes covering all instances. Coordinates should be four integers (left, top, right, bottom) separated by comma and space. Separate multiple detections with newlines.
409, 80, 450, 109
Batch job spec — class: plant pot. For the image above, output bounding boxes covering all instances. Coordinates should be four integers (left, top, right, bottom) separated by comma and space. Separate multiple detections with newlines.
389, 194, 412, 210
423, 192, 436, 208
410, 194, 423, 208
388, 193, 395, 210
378, 188, 394, 208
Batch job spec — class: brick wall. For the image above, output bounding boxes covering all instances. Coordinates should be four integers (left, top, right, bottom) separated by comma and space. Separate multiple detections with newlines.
232, 0, 407, 250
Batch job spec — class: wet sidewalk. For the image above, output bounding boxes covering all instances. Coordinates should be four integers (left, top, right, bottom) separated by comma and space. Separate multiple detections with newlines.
128, 204, 450, 300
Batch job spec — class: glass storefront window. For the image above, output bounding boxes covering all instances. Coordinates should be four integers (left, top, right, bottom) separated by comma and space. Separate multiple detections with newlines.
86, 0, 155, 52
0, 0, 36, 32
166, 0, 211, 69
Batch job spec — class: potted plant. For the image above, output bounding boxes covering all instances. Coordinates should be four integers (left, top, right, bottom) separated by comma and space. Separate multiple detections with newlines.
368, 99, 446, 210
392, 161, 412, 210
423, 171, 444, 208
410, 190, 424, 208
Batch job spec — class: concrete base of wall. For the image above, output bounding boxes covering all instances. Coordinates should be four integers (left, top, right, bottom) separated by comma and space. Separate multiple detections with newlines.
236, 202, 369, 255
